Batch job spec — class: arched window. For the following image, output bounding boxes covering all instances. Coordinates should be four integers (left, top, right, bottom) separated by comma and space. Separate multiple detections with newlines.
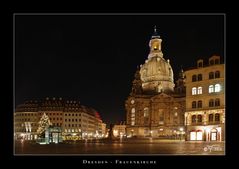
215, 98, 220, 106
209, 85, 214, 93
215, 113, 220, 122
209, 114, 213, 122
209, 72, 214, 79
197, 115, 202, 122
198, 74, 202, 81
159, 111, 164, 121
192, 101, 197, 108
192, 87, 197, 95
198, 62, 203, 67
210, 59, 214, 65
215, 84, 221, 92
144, 107, 149, 117
209, 99, 214, 107
192, 115, 196, 123
192, 75, 197, 82
198, 87, 202, 94
131, 108, 135, 113
215, 71, 220, 78
198, 100, 202, 108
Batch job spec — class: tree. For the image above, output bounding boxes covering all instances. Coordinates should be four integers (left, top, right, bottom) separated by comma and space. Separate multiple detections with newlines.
37, 113, 52, 137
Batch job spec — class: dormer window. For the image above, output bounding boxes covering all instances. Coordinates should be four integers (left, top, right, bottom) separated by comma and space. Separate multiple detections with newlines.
210, 59, 214, 65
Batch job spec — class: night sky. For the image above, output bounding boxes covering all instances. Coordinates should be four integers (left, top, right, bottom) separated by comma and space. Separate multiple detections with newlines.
15, 14, 224, 125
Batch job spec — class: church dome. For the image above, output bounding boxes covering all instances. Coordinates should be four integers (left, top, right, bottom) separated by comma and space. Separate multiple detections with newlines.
139, 27, 175, 94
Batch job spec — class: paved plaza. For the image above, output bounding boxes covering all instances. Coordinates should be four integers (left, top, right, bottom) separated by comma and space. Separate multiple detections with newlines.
15, 138, 225, 155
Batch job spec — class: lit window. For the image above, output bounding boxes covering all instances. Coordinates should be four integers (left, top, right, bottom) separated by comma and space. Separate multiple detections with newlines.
192, 87, 197, 95
198, 87, 202, 94
144, 107, 149, 117
131, 108, 135, 113
174, 112, 178, 117
209, 85, 214, 93
190, 132, 196, 140
215, 84, 221, 92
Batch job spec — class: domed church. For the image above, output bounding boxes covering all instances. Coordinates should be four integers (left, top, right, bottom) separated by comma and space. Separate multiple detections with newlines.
125, 27, 186, 138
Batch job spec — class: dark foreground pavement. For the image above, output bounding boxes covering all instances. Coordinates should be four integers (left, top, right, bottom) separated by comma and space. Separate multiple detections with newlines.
14, 138, 225, 155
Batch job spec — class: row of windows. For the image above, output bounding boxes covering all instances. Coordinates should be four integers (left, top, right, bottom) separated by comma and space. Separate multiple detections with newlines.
192, 84, 221, 95
16, 113, 38, 116
15, 118, 31, 121
46, 113, 62, 116
192, 99, 220, 108
65, 113, 80, 116
52, 123, 62, 126
65, 124, 81, 127
49, 118, 62, 121
40, 108, 63, 111
64, 119, 81, 122
191, 113, 220, 123
192, 71, 220, 82
64, 128, 81, 133
41, 113, 63, 116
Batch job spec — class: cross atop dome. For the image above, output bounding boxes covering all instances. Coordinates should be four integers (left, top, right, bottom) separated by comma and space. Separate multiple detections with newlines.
151, 25, 160, 39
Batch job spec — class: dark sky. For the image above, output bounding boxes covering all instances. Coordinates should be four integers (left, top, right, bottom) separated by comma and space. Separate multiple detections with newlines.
15, 14, 224, 125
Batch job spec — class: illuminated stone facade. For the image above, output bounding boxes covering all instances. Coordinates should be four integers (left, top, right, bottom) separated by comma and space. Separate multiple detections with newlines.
125, 27, 186, 138
184, 55, 225, 141
113, 124, 126, 137
14, 97, 106, 140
